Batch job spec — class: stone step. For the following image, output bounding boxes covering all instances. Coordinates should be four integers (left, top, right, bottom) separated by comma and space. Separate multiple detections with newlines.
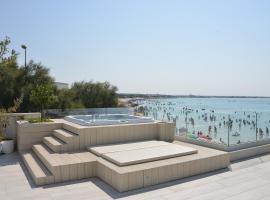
32, 144, 97, 183
62, 123, 80, 135
20, 150, 54, 185
32, 144, 55, 175
53, 129, 80, 151
43, 136, 68, 153
33, 143, 73, 182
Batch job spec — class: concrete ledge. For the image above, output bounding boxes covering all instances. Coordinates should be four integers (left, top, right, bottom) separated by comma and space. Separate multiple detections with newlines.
229, 143, 270, 162
175, 135, 270, 162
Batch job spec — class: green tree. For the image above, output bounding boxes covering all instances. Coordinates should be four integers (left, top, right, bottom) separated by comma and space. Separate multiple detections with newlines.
55, 89, 85, 110
30, 85, 55, 118
0, 37, 21, 109
18, 60, 55, 112
1, 37, 120, 113
70, 81, 118, 108
0, 37, 17, 61
0, 37, 56, 112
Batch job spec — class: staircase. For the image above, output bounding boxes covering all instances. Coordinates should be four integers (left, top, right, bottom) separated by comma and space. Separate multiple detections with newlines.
19, 121, 178, 190
21, 129, 97, 185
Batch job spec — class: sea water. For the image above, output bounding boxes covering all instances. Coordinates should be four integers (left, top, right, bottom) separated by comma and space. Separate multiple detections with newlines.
137, 98, 270, 145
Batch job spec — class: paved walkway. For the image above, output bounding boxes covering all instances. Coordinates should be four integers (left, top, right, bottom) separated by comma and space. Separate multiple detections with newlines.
1, 152, 270, 200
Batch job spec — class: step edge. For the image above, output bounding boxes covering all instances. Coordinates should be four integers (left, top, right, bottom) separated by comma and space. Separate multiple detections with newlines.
21, 150, 53, 178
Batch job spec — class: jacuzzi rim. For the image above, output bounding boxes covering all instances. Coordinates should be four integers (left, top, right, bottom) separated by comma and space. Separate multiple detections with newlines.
63, 114, 155, 126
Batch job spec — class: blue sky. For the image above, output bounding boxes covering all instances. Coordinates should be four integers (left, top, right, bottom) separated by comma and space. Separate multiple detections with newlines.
1, 0, 270, 96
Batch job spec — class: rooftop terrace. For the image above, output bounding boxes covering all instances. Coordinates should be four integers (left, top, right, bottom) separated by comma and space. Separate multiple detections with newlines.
2, 113, 270, 199
1, 152, 270, 200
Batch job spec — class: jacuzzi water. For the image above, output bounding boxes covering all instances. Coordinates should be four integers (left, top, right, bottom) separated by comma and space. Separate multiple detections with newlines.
64, 114, 154, 126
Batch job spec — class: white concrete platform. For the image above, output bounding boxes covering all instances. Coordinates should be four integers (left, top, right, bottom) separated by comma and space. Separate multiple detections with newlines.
89, 140, 169, 156
90, 141, 197, 166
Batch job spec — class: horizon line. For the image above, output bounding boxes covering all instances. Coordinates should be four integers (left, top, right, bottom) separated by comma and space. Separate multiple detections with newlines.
118, 93, 270, 98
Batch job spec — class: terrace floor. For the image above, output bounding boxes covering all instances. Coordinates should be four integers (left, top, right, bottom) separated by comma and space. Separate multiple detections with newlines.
1, 152, 270, 200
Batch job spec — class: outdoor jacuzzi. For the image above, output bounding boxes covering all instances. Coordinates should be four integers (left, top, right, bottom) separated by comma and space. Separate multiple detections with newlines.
64, 114, 154, 126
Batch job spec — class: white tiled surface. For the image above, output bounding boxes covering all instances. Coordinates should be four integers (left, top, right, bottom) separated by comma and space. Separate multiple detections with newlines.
102, 143, 197, 166
1, 152, 270, 200
89, 141, 169, 156
90, 141, 197, 166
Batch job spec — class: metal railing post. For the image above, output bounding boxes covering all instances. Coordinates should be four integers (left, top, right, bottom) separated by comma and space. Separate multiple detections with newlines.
227, 123, 230, 147
255, 112, 258, 141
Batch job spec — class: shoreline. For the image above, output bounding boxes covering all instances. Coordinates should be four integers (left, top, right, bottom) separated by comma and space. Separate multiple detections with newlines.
118, 94, 270, 99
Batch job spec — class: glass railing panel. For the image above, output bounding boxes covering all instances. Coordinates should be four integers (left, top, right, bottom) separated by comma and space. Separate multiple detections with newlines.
256, 111, 270, 141
136, 98, 270, 147
45, 107, 134, 118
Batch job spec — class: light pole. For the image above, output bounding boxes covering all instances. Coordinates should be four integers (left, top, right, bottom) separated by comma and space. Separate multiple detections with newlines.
21, 44, 27, 95
21, 44, 27, 69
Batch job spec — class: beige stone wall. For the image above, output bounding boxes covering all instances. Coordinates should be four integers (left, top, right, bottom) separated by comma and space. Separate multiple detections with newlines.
97, 151, 229, 192
17, 121, 62, 151
158, 122, 175, 142
3, 113, 41, 140
17, 120, 176, 151
65, 121, 176, 149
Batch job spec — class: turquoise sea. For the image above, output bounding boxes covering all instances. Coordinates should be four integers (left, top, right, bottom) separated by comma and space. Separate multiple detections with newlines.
137, 98, 270, 145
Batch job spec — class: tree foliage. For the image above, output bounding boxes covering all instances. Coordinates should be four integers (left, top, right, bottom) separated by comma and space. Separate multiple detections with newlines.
19, 60, 55, 112
71, 81, 118, 108
0, 37, 21, 109
0, 37, 119, 113
0, 37, 17, 61
30, 84, 55, 118
0, 97, 22, 139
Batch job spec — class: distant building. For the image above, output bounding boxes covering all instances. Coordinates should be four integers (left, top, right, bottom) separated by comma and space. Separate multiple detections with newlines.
54, 82, 69, 90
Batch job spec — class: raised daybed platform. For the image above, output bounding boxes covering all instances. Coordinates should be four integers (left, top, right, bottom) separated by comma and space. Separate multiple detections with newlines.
89, 141, 197, 166
96, 141, 229, 192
